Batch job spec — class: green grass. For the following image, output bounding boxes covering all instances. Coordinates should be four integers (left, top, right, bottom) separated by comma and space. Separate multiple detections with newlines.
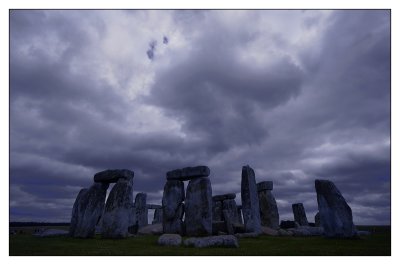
9, 225, 390, 256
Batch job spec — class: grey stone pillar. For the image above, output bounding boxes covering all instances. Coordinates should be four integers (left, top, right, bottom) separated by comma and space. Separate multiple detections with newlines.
257, 181, 279, 229
102, 173, 135, 238
241, 165, 261, 233
162, 180, 185, 234
185, 177, 212, 236
292, 203, 309, 226
70, 182, 109, 238
315, 179, 357, 238
134, 193, 148, 228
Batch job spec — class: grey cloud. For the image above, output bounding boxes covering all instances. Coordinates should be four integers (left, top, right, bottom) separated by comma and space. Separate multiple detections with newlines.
9, 10, 390, 225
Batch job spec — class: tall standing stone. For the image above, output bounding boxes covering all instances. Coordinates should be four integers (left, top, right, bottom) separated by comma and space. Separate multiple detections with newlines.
101, 173, 135, 238
134, 193, 148, 228
315, 179, 357, 238
185, 177, 212, 236
222, 199, 240, 224
292, 203, 309, 226
152, 208, 163, 224
212, 200, 223, 221
69, 183, 109, 238
241, 165, 261, 233
162, 180, 185, 234
257, 181, 279, 229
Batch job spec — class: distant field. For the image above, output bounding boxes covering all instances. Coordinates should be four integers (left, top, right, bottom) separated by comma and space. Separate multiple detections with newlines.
9, 225, 390, 256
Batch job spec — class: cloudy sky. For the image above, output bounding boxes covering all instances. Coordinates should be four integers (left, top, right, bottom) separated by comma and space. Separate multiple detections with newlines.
10, 10, 390, 225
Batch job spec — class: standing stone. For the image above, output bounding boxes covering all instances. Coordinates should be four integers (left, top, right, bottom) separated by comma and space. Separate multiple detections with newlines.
152, 208, 163, 224
315, 179, 357, 238
241, 165, 261, 233
315, 212, 321, 227
257, 181, 279, 229
185, 177, 212, 236
222, 199, 240, 224
162, 180, 185, 234
292, 203, 309, 226
69, 183, 109, 238
134, 193, 148, 228
101, 173, 135, 238
222, 210, 234, 235
212, 200, 223, 221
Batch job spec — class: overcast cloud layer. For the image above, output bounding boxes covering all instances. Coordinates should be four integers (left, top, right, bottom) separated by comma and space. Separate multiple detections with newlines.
10, 10, 390, 224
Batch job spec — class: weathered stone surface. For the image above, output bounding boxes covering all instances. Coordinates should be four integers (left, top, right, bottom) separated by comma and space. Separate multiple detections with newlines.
152, 208, 163, 224
280, 220, 297, 229
34, 229, 69, 237
138, 223, 163, 235
69, 183, 109, 238
212, 200, 223, 221
288, 226, 324, 237
315, 212, 321, 227
241, 165, 261, 233
147, 204, 162, 209
94, 169, 134, 184
261, 226, 279, 236
232, 223, 246, 234
292, 203, 309, 226
223, 210, 234, 235
222, 199, 240, 224
258, 189, 280, 229
257, 181, 273, 191
158, 234, 182, 246
277, 229, 292, 236
162, 180, 185, 234
212, 193, 236, 202
134, 193, 148, 228
185, 177, 212, 236
184, 235, 239, 248
315, 179, 358, 238
101, 176, 134, 238
167, 165, 210, 181
212, 221, 226, 235
235, 232, 260, 238
69, 188, 88, 237
358, 230, 371, 236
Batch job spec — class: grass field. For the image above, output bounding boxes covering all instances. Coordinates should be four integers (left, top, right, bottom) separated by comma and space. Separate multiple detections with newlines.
9, 225, 390, 256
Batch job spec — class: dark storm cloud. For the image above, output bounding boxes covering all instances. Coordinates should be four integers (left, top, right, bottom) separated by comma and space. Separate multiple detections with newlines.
10, 10, 390, 225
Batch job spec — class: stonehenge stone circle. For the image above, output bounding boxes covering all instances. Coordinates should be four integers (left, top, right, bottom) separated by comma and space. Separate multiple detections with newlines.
292, 203, 309, 226
315, 179, 358, 238
134, 193, 148, 228
241, 165, 261, 233
101, 173, 135, 238
69, 183, 109, 238
166, 165, 210, 181
94, 169, 133, 183
185, 177, 213, 236
257, 181, 280, 229
162, 180, 185, 234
